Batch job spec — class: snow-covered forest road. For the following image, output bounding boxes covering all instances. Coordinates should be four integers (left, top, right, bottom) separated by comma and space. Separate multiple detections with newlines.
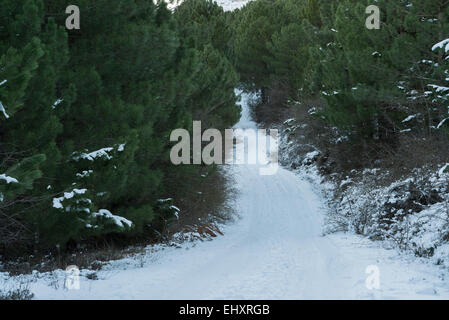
11, 91, 449, 300
4, 0, 449, 301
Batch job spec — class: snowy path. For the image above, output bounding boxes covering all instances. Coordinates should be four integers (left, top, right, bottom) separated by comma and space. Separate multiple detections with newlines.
10, 91, 449, 300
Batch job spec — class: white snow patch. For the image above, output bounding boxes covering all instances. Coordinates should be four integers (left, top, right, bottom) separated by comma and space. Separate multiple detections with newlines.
437, 117, 449, 129
76, 170, 93, 178
73, 147, 114, 161
216, 0, 252, 11
52, 189, 87, 209
402, 114, 419, 123
73, 144, 126, 161
0, 101, 9, 119
428, 84, 449, 93
117, 143, 126, 152
438, 163, 449, 176
52, 99, 63, 109
0, 174, 18, 184
432, 38, 449, 53
92, 209, 132, 228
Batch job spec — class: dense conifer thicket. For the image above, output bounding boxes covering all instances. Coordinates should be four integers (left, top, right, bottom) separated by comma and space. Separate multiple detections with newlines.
0, 0, 239, 255
231, 0, 449, 146
1, 0, 449, 257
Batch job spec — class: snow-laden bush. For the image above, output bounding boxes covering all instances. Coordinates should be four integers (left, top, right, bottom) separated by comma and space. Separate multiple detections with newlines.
277, 113, 449, 267
324, 165, 449, 266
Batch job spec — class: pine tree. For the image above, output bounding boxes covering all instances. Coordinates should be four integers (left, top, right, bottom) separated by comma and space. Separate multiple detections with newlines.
0, 0, 49, 248
233, 0, 293, 97
266, 21, 315, 97
232, 0, 319, 101
313, 0, 417, 140
396, 0, 449, 135
174, 0, 240, 129
35, 0, 182, 246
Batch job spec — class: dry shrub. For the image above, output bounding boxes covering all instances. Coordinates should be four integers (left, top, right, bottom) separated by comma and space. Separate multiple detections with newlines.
383, 132, 449, 172
174, 223, 225, 242
0, 286, 34, 300
164, 164, 236, 238
0, 244, 142, 276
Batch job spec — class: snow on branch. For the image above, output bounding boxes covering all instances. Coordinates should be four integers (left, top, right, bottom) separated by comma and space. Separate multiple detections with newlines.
52, 99, 64, 109
402, 114, 419, 123
52, 188, 87, 209
439, 163, 449, 176
0, 80, 8, 119
72, 144, 126, 161
432, 38, 449, 53
0, 174, 18, 184
428, 84, 449, 93
92, 209, 133, 228
0, 101, 9, 119
437, 117, 449, 129
73, 147, 114, 161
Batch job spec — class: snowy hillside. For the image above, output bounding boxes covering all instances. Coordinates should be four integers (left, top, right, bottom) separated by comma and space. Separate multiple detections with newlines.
216, 0, 252, 11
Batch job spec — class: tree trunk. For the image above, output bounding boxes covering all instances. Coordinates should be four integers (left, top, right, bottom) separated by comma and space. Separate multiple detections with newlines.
261, 86, 269, 105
